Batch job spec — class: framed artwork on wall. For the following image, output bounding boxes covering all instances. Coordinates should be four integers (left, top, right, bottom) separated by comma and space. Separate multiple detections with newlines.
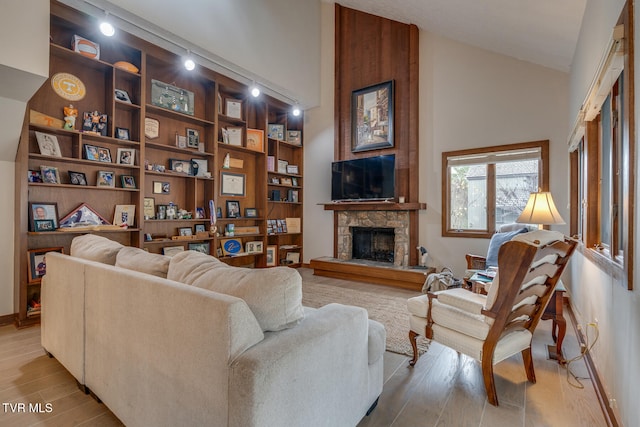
351, 80, 394, 152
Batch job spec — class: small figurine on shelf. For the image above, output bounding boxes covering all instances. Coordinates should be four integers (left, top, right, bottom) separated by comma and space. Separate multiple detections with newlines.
63, 104, 78, 130
222, 153, 230, 169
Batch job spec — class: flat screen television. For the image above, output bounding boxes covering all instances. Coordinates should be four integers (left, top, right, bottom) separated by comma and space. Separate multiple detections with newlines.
331, 155, 395, 201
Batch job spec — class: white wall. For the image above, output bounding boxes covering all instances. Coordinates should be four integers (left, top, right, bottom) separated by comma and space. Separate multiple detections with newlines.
302, 2, 335, 262
567, 1, 640, 425
0, 1, 49, 317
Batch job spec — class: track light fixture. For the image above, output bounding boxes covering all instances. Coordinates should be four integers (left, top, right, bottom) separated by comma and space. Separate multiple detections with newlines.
99, 12, 115, 37
250, 82, 261, 98
184, 51, 195, 71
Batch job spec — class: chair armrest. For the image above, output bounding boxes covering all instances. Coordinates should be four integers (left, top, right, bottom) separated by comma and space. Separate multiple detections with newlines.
466, 254, 487, 270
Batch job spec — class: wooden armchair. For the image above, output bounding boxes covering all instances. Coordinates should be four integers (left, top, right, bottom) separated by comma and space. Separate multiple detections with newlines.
407, 231, 576, 406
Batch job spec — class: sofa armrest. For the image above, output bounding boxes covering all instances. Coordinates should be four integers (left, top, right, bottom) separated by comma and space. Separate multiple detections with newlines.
229, 303, 380, 427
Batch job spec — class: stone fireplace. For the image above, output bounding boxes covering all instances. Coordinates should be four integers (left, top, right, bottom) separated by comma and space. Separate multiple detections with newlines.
336, 210, 410, 267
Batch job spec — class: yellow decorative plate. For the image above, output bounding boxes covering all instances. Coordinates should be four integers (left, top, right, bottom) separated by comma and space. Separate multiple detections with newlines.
50, 72, 86, 101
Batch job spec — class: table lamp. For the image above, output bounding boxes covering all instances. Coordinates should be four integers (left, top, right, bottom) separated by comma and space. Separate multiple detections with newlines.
515, 191, 565, 226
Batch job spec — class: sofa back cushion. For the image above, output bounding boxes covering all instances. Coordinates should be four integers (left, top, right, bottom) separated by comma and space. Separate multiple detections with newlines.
116, 246, 170, 278
70, 234, 124, 265
167, 251, 304, 332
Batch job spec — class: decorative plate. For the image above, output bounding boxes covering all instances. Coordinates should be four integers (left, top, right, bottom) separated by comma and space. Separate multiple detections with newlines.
51, 72, 86, 101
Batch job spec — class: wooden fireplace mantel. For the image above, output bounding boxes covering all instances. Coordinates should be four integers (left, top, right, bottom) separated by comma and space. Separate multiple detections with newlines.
321, 202, 426, 212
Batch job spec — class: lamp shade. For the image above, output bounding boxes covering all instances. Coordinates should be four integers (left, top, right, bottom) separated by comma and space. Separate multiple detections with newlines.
516, 191, 565, 225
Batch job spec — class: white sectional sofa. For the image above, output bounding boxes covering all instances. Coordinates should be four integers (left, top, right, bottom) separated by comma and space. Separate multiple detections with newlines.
41, 235, 385, 427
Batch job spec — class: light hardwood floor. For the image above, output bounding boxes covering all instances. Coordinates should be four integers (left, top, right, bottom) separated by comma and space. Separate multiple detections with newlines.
0, 268, 606, 426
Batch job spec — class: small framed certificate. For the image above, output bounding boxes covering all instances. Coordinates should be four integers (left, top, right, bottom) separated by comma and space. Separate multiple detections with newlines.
225, 99, 242, 119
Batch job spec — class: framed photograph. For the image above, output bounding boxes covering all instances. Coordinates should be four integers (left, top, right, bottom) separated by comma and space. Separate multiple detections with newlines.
169, 158, 192, 175
220, 238, 242, 256
117, 148, 135, 165
277, 159, 288, 174
35, 131, 62, 157
216, 207, 222, 218
244, 208, 258, 218
114, 88, 132, 103
68, 171, 87, 186
195, 207, 206, 219
34, 219, 56, 232
220, 172, 246, 197
246, 128, 264, 152
292, 177, 298, 187
143, 197, 155, 219
175, 134, 187, 148
267, 123, 285, 140
287, 130, 302, 146
188, 242, 210, 254
29, 202, 58, 231
225, 99, 243, 119
40, 166, 60, 184
115, 127, 130, 140
28, 170, 42, 183
58, 202, 110, 228
178, 227, 193, 236
83, 144, 100, 161
286, 165, 299, 175
266, 245, 277, 267
96, 170, 115, 187
113, 204, 135, 226
186, 128, 200, 149
120, 175, 136, 189
191, 158, 208, 177
153, 181, 170, 194
245, 241, 263, 254
352, 80, 394, 152
156, 205, 167, 220
27, 247, 64, 283
194, 223, 206, 233
145, 117, 160, 139
97, 147, 112, 163
163, 246, 185, 257
226, 200, 241, 218
81, 111, 108, 136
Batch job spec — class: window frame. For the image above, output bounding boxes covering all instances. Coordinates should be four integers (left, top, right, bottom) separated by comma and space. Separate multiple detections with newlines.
442, 140, 549, 238
569, 2, 634, 290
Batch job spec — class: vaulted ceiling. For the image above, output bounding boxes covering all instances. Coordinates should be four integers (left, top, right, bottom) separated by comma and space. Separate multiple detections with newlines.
327, 0, 587, 72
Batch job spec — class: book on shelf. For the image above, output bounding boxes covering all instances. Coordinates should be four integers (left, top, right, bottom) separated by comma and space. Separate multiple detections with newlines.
267, 156, 275, 172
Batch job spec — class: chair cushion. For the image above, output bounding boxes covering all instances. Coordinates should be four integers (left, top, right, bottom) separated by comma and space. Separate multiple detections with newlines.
115, 246, 170, 278
485, 228, 528, 267
437, 288, 487, 315
70, 234, 123, 265
430, 299, 491, 340
167, 250, 304, 332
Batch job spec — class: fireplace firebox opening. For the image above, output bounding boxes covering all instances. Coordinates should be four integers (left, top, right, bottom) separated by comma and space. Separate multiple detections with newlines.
351, 227, 395, 263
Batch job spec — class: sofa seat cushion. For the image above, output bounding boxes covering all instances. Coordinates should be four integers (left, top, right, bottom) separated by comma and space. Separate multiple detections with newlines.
168, 251, 304, 332
115, 246, 170, 278
70, 234, 124, 265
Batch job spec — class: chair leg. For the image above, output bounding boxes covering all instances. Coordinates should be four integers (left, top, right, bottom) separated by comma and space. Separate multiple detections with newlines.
408, 330, 419, 366
521, 347, 536, 383
481, 358, 499, 406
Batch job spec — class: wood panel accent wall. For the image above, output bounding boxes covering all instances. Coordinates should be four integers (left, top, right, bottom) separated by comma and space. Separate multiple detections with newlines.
334, 4, 419, 203
333, 4, 421, 265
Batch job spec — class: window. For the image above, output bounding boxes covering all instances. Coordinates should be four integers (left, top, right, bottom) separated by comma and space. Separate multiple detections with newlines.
569, 2, 634, 290
442, 140, 549, 238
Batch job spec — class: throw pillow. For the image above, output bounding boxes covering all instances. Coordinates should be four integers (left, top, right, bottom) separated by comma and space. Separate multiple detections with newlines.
485, 227, 528, 267
167, 251, 304, 332
70, 234, 123, 265
115, 246, 170, 278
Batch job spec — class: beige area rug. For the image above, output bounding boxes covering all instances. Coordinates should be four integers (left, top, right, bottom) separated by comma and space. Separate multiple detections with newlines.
301, 280, 430, 356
